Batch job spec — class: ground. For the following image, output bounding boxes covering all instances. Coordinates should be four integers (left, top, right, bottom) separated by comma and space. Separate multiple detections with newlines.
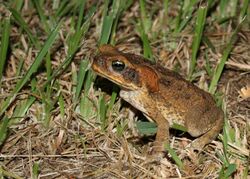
0, 1, 249, 178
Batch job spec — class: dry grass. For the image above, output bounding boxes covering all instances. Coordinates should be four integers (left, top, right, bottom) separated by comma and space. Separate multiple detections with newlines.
0, 1, 249, 178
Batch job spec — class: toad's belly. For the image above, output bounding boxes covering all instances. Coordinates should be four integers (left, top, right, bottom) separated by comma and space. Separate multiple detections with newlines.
120, 90, 185, 127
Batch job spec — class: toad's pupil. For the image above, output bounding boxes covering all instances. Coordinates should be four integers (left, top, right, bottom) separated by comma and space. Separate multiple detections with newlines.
112, 60, 125, 72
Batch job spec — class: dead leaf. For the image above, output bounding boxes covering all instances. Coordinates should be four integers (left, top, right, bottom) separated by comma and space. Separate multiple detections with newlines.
238, 85, 250, 99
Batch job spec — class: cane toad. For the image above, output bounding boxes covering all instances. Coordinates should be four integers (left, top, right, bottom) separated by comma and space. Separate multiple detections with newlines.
92, 45, 224, 153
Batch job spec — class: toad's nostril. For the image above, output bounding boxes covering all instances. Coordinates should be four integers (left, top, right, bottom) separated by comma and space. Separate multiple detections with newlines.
94, 56, 105, 67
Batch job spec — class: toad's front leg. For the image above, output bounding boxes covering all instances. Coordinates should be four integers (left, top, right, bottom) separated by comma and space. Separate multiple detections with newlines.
151, 113, 170, 154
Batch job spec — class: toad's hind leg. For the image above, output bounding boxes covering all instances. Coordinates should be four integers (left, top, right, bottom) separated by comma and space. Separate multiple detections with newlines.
190, 112, 224, 150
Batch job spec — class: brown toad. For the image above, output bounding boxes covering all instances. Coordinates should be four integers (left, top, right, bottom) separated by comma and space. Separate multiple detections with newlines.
92, 45, 224, 153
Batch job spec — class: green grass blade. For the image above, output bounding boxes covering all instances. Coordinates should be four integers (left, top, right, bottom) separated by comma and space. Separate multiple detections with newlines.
99, 94, 107, 130
240, 0, 249, 20
32, 162, 39, 179
76, 0, 86, 31
31, 0, 50, 33
99, 0, 112, 45
0, 166, 23, 179
0, 15, 10, 83
0, 116, 9, 145
72, 63, 78, 104
74, 59, 89, 107
165, 143, 184, 169
107, 86, 118, 114
67, 3, 95, 55
15, 58, 24, 77
116, 120, 128, 137
204, 50, 213, 78
137, 22, 153, 60
9, 8, 40, 49
42, 88, 53, 127
0, 22, 61, 117
243, 165, 249, 179
136, 121, 157, 135
36, 0, 52, 80
174, 4, 182, 32
43, 7, 95, 88
230, 0, 238, 17
11, 0, 24, 11
79, 70, 95, 119
177, 0, 199, 32
139, 0, 151, 34
208, 22, 242, 94
45, 51, 52, 79
163, 0, 169, 15
222, 120, 230, 165
84, 70, 94, 94
219, 163, 237, 178
0, 79, 37, 143
224, 164, 237, 178
58, 93, 65, 118
138, 0, 153, 60
55, 0, 75, 18
219, 0, 227, 19
12, 97, 36, 118
99, 15, 112, 44
79, 93, 95, 119
110, 0, 132, 44
188, 4, 208, 79
202, 36, 216, 53
99, 0, 130, 45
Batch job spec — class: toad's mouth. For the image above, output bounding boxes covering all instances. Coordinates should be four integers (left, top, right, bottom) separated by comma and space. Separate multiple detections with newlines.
93, 70, 138, 91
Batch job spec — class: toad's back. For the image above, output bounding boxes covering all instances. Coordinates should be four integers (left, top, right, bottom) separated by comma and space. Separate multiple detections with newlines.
152, 65, 223, 137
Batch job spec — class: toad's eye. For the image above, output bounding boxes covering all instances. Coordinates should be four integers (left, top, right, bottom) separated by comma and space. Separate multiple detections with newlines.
112, 60, 125, 72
